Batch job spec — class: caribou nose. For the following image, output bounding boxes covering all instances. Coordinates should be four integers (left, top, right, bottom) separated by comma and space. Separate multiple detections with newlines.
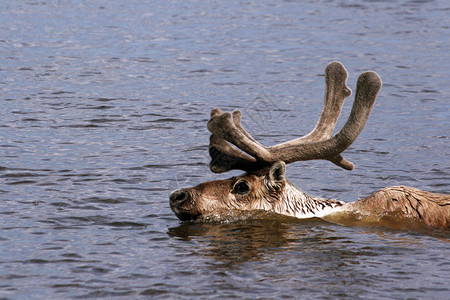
169, 189, 190, 206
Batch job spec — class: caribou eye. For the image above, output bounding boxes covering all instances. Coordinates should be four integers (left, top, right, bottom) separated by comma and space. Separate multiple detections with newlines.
232, 179, 250, 195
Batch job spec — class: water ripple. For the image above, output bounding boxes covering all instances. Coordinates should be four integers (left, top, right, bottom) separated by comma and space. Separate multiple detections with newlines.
0, 0, 449, 299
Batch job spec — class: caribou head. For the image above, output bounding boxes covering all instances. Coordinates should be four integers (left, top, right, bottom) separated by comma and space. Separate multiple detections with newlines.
169, 62, 450, 229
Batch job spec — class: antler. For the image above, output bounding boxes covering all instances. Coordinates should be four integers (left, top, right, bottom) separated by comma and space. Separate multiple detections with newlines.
208, 62, 382, 175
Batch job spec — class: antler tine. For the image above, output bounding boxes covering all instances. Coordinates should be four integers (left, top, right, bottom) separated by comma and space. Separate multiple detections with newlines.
269, 70, 382, 163
280, 61, 354, 170
209, 109, 269, 173
299, 61, 352, 142
209, 134, 258, 173
208, 63, 382, 174
227, 61, 352, 147
208, 109, 268, 173
207, 110, 272, 162
231, 110, 264, 146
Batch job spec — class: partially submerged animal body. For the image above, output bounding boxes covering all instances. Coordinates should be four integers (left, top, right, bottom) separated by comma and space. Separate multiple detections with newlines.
346, 185, 450, 229
170, 162, 450, 229
169, 62, 450, 230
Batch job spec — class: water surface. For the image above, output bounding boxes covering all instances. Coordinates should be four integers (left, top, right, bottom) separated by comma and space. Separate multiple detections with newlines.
0, 0, 449, 299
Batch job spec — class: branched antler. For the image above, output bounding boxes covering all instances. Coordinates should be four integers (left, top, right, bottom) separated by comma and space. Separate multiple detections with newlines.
208, 62, 382, 175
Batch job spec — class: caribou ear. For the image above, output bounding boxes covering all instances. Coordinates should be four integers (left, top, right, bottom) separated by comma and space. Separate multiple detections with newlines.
268, 161, 286, 182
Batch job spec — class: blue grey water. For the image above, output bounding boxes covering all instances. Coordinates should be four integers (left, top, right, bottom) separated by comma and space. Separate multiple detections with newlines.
0, 0, 449, 299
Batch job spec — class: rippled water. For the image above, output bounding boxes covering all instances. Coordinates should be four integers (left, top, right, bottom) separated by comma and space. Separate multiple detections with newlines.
1, 0, 449, 299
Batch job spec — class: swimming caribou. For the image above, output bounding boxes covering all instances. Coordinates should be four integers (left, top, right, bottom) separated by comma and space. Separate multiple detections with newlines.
169, 62, 450, 229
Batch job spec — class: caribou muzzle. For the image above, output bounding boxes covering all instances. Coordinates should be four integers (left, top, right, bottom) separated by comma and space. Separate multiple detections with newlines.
169, 189, 200, 221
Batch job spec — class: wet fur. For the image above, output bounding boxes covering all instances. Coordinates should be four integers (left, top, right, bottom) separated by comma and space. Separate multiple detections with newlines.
170, 162, 450, 229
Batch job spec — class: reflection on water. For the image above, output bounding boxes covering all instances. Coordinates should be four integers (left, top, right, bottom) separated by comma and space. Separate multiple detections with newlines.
0, 0, 449, 298
168, 214, 300, 266
167, 215, 449, 299
169, 213, 449, 268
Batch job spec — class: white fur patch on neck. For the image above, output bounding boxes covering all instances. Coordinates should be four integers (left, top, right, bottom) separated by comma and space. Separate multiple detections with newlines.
274, 183, 345, 219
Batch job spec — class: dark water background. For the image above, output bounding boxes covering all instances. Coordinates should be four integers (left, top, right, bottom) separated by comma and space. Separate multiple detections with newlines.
1, 0, 449, 299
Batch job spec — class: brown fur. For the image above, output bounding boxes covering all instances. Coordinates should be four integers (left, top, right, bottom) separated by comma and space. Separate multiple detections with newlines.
170, 163, 450, 230
349, 186, 450, 229
170, 171, 284, 221
169, 62, 449, 230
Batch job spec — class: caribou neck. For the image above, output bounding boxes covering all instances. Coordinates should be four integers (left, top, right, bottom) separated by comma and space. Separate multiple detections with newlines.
274, 181, 346, 219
